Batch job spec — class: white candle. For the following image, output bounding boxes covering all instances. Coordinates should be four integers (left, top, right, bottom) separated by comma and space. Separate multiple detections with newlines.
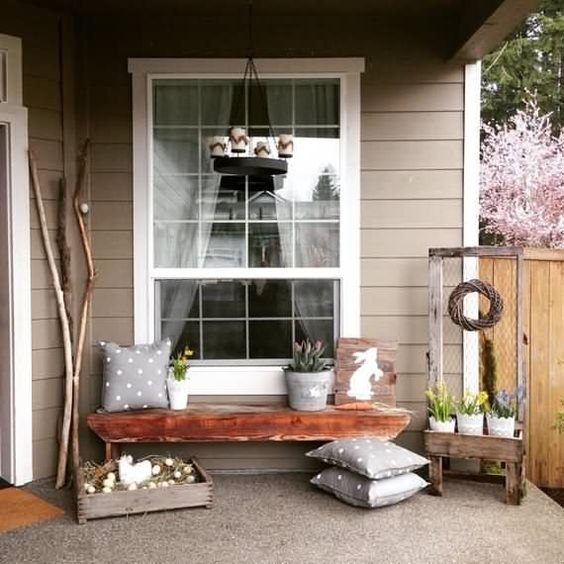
254, 141, 271, 158
277, 134, 294, 158
229, 127, 248, 153
208, 136, 227, 158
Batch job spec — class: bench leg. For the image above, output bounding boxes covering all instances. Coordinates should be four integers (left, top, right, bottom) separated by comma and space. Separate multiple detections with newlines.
105, 442, 121, 462
428, 456, 443, 496
505, 462, 523, 505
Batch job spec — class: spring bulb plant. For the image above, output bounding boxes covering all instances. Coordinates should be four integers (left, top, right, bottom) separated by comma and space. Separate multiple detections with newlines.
425, 381, 456, 422
288, 340, 329, 373
488, 387, 525, 419
170, 346, 195, 382
457, 390, 488, 416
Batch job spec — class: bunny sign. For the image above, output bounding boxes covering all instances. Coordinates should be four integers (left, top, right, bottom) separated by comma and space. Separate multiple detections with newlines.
335, 338, 398, 406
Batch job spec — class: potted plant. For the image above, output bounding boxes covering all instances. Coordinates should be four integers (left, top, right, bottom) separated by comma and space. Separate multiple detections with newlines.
425, 381, 456, 432
285, 340, 333, 411
486, 388, 524, 437
456, 390, 488, 435
167, 346, 194, 410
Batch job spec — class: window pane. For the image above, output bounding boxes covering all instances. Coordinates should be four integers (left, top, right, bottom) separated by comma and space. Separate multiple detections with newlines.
154, 222, 198, 267
202, 321, 246, 359
249, 280, 291, 317
248, 178, 291, 220
295, 80, 339, 125
294, 280, 335, 317
249, 223, 292, 268
153, 129, 199, 174
201, 81, 241, 126
295, 319, 335, 357
153, 80, 198, 126
295, 223, 339, 267
160, 280, 199, 319
249, 320, 292, 359
202, 280, 245, 318
202, 223, 245, 268
154, 174, 199, 220
295, 173, 339, 220
161, 320, 200, 359
202, 176, 245, 221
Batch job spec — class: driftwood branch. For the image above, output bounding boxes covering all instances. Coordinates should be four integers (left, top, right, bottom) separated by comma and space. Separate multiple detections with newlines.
29, 151, 74, 489
71, 139, 96, 476
56, 178, 73, 340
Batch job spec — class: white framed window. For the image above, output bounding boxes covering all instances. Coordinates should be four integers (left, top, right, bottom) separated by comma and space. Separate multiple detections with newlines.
129, 58, 363, 394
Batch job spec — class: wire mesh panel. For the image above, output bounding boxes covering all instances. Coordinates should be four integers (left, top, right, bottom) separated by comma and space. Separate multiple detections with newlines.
428, 247, 524, 419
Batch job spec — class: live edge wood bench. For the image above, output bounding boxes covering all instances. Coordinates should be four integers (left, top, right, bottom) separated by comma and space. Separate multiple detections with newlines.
87, 403, 412, 462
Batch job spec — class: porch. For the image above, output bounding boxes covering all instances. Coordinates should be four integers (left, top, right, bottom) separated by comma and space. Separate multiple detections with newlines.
1, 475, 563, 563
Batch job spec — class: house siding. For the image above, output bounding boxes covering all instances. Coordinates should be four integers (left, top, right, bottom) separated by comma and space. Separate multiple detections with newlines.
5, 10, 466, 477
2, 3, 66, 479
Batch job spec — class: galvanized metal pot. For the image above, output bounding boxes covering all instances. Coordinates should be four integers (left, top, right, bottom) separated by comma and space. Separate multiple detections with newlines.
285, 369, 333, 411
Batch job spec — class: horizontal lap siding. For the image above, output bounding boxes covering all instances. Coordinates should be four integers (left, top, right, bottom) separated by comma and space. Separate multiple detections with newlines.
78, 17, 464, 469
2, 4, 65, 479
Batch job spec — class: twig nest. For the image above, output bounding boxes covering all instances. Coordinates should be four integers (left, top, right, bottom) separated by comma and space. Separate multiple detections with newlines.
164, 458, 174, 467
152, 464, 161, 475
86, 485, 96, 494
148, 482, 157, 489
127, 483, 138, 491
102, 486, 112, 493
173, 471, 182, 479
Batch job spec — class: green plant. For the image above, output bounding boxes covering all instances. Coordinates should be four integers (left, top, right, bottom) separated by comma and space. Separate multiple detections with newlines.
425, 381, 456, 422
287, 340, 329, 373
480, 334, 498, 405
457, 390, 489, 415
170, 346, 194, 382
554, 401, 564, 433
488, 387, 525, 418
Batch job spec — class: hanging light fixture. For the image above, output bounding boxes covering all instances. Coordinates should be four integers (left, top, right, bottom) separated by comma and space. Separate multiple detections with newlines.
210, 0, 293, 178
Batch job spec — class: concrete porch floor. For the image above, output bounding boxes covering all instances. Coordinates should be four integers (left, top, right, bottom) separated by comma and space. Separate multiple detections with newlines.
0, 474, 562, 563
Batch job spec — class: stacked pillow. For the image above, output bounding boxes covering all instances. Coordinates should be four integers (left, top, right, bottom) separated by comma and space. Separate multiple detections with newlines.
307, 438, 429, 508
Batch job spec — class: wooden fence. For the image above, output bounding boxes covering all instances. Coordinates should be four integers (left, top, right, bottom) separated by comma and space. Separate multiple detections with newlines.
480, 249, 564, 488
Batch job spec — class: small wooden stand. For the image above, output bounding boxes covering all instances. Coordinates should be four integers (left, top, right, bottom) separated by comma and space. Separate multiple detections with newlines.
424, 429, 525, 505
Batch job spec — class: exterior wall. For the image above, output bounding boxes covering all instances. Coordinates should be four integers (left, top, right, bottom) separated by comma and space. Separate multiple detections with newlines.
2, 3, 65, 479
77, 15, 464, 470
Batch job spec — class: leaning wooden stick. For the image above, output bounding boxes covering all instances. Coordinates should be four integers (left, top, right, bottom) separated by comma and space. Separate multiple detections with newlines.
71, 140, 96, 476
29, 151, 75, 489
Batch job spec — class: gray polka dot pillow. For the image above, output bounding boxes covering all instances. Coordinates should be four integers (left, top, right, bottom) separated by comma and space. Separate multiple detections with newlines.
311, 467, 428, 508
98, 339, 171, 412
306, 438, 429, 479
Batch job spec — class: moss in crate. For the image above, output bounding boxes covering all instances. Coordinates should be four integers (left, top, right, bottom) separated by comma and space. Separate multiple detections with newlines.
81, 455, 201, 495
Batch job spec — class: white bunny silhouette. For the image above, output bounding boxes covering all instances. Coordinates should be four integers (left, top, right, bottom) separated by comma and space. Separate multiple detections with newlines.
347, 347, 383, 400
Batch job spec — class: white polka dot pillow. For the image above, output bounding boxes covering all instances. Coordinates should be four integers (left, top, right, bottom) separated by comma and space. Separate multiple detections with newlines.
306, 438, 429, 479
311, 467, 428, 508
98, 340, 171, 412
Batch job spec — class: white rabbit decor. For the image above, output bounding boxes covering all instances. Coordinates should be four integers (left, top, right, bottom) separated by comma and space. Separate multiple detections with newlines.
118, 454, 152, 486
346, 347, 383, 401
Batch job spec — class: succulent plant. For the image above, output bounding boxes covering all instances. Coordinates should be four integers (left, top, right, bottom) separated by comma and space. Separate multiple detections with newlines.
287, 340, 329, 373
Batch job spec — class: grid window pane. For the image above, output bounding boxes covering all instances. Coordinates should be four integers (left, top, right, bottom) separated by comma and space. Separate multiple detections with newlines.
249, 320, 292, 359
202, 223, 245, 268
161, 321, 201, 359
203, 321, 246, 359
202, 280, 245, 318
154, 80, 199, 126
248, 223, 292, 268
154, 223, 199, 268
248, 280, 291, 317
295, 319, 335, 357
295, 223, 339, 267
153, 129, 199, 174
160, 280, 199, 319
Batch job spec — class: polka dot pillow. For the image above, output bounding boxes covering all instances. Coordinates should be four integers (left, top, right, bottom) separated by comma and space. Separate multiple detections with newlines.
311, 467, 428, 508
306, 438, 429, 480
98, 339, 171, 412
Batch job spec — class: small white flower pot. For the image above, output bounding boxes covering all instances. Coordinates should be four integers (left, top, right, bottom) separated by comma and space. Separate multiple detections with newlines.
167, 378, 189, 410
487, 414, 515, 437
456, 413, 484, 435
429, 417, 455, 432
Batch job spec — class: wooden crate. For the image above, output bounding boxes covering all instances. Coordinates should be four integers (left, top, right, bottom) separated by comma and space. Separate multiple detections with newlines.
76, 457, 213, 524
424, 429, 525, 505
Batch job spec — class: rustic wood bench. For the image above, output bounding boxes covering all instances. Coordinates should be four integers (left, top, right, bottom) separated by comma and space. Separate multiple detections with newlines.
87, 403, 412, 462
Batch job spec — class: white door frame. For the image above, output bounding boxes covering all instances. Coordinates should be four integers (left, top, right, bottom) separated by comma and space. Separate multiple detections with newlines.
0, 33, 32, 485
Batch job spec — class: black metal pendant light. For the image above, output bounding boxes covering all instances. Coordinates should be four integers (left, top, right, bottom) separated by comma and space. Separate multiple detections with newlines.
210, 0, 292, 178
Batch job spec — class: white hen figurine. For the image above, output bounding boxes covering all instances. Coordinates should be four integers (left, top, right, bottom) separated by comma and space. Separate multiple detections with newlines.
118, 454, 152, 486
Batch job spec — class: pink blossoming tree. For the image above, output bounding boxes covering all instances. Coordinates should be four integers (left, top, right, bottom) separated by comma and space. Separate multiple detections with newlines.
480, 99, 564, 248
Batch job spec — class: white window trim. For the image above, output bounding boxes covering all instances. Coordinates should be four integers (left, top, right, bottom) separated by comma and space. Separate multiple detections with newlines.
129, 58, 364, 394
0, 34, 32, 485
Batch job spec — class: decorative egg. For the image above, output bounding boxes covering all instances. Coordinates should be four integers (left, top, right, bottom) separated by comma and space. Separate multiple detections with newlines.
79, 202, 89, 214
102, 486, 112, 493
168, 479, 175, 485
183, 466, 192, 474
164, 458, 174, 467
161, 481, 169, 488
86, 485, 96, 494
148, 482, 157, 489
152, 465, 161, 475
186, 475, 196, 484
127, 483, 138, 491
142, 486, 147, 490
102, 478, 114, 488
173, 471, 182, 479
84, 483, 92, 491
107, 472, 116, 481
